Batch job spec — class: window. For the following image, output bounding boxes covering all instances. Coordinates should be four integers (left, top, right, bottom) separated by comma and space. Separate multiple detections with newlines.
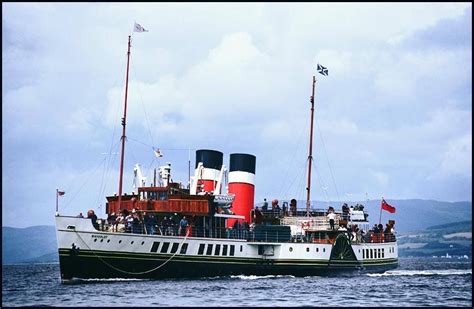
323, 248, 326, 253
362, 249, 365, 259
366, 249, 369, 259
150, 242, 160, 253
289, 247, 293, 252
214, 244, 221, 256
240, 245, 243, 252
382, 248, 385, 258
378, 248, 381, 259
158, 191, 167, 200
180, 243, 188, 254
171, 243, 179, 254
230, 245, 235, 256
306, 247, 310, 252
316, 247, 319, 252
222, 245, 228, 256
198, 244, 205, 255
370, 249, 373, 259
206, 244, 213, 255
160, 242, 170, 253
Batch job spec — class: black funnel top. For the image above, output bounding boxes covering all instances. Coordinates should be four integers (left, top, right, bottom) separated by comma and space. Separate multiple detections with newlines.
229, 153, 256, 174
195, 149, 223, 170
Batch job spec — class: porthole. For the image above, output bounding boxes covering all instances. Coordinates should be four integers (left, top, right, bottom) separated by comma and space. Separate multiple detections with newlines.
107, 239, 110, 243
131, 241, 134, 244
306, 247, 310, 252
323, 248, 325, 252
316, 247, 319, 252
100, 239, 104, 242
289, 247, 293, 252
358, 249, 360, 253
141, 241, 145, 245
119, 240, 122, 244
94, 239, 97, 242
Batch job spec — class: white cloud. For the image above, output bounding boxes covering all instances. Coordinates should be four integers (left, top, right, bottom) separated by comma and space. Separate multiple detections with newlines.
2, 3, 472, 227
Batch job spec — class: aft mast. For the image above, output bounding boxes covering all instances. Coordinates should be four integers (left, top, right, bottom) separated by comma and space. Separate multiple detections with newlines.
306, 76, 316, 217
117, 35, 132, 209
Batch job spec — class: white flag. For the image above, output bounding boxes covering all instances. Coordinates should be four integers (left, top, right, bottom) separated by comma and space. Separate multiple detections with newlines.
154, 148, 163, 157
134, 22, 148, 33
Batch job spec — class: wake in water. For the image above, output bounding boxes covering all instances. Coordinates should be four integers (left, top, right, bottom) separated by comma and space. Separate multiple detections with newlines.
367, 269, 472, 277
230, 275, 296, 280
63, 277, 151, 285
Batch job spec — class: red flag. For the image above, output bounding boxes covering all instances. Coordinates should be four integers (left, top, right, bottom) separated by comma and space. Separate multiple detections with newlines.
58, 191, 65, 196
381, 199, 395, 213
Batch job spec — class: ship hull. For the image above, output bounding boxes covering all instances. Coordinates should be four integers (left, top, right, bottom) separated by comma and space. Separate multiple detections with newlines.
58, 248, 398, 280
56, 216, 398, 281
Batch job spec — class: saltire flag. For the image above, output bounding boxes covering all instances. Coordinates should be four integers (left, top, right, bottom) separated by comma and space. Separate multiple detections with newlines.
317, 63, 328, 76
154, 148, 163, 157
58, 190, 65, 196
381, 199, 396, 213
134, 22, 148, 33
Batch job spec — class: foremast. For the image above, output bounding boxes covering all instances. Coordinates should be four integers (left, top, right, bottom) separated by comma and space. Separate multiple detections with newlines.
118, 35, 132, 209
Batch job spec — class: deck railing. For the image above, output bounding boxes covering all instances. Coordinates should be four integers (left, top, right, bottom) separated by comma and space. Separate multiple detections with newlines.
93, 219, 396, 244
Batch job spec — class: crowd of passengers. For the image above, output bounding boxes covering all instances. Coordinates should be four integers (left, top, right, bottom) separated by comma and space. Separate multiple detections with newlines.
80, 200, 396, 243
79, 209, 191, 236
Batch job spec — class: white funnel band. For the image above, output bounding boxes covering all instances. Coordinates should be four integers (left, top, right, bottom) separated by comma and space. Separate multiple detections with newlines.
200, 167, 220, 181
228, 171, 255, 185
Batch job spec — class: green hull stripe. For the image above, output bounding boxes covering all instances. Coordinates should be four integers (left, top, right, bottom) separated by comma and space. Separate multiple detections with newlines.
59, 249, 397, 267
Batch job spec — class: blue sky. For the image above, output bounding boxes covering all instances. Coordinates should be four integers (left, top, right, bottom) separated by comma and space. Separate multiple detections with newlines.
2, 3, 472, 227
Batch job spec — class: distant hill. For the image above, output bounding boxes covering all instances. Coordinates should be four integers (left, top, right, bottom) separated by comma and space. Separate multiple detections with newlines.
397, 220, 472, 257
2, 225, 58, 265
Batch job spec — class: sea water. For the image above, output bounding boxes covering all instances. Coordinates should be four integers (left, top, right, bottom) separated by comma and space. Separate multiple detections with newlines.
2, 257, 471, 307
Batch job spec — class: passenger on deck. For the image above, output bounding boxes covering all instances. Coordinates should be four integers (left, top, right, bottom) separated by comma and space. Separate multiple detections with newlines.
290, 199, 297, 216
107, 212, 117, 232
327, 210, 336, 230
125, 213, 133, 233
262, 198, 268, 211
76, 212, 84, 218
282, 202, 288, 216
342, 203, 349, 220
132, 212, 142, 234
144, 212, 156, 235
378, 223, 384, 242
254, 207, 263, 224
179, 216, 189, 236
169, 216, 177, 235
384, 224, 391, 242
160, 216, 169, 235
87, 210, 99, 230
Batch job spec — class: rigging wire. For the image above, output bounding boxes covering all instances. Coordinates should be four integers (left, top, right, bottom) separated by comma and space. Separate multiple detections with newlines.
60, 53, 126, 200
63, 156, 108, 210
314, 113, 341, 202
135, 77, 156, 151
276, 116, 309, 199
282, 159, 307, 201
312, 158, 331, 206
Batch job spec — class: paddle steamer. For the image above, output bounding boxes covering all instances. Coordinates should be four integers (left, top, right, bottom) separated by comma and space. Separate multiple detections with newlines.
55, 32, 398, 281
